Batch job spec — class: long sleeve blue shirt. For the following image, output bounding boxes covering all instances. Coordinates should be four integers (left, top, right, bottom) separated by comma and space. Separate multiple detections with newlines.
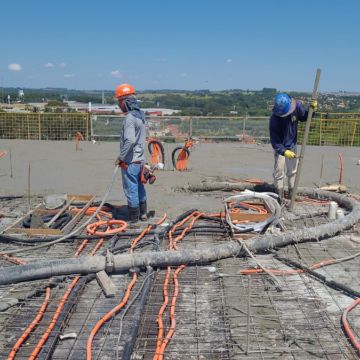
269, 100, 308, 155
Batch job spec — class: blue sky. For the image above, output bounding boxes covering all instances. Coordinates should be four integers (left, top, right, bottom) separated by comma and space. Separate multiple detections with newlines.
1, 0, 359, 92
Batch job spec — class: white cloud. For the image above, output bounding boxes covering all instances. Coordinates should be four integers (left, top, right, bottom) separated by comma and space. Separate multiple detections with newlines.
110, 70, 123, 78
226, 59, 233, 63
180, 72, 188, 78
59, 62, 66, 68
8, 63, 22, 71
64, 74, 74, 78
44, 62, 54, 68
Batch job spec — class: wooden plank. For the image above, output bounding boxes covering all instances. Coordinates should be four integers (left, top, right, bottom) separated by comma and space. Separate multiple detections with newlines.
96, 271, 116, 297
62, 195, 95, 234
230, 213, 270, 222
67, 194, 93, 202
1, 204, 42, 234
5, 227, 62, 235
2, 194, 95, 236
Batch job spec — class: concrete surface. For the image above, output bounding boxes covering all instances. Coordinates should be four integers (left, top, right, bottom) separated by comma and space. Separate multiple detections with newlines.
0, 140, 359, 217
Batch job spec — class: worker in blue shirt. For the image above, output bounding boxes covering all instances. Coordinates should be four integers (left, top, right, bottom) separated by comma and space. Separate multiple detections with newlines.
269, 93, 317, 199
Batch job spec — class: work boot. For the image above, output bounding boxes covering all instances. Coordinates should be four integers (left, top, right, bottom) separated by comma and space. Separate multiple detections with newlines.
128, 206, 140, 223
139, 201, 148, 221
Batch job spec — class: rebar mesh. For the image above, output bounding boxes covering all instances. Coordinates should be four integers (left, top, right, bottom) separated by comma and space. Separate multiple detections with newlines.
0, 199, 359, 359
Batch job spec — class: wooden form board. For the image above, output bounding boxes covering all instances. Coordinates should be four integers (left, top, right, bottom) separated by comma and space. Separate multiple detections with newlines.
230, 202, 270, 222
3, 194, 95, 236
230, 213, 269, 222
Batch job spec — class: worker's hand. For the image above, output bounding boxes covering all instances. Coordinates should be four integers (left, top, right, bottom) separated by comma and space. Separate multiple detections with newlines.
115, 158, 128, 169
284, 150, 296, 159
310, 99, 318, 112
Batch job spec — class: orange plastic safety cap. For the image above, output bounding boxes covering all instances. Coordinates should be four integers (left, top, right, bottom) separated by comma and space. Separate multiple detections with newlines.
115, 83, 136, 98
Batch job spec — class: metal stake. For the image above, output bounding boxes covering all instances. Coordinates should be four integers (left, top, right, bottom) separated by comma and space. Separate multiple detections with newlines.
245, 276, 251, 355
9, 148, 13, 178
27, 162, 31, 211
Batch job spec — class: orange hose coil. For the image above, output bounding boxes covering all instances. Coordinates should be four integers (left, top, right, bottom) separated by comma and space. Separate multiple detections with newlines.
86, 219, 127, 236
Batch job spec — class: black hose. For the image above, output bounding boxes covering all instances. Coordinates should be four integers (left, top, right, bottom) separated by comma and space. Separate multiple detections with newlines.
148, 140, 165, 164
275, 256, 360, 299
171, 146, 190, 169
121, 268, 153, 359
22, 213, 72, 229
121, 227, 161, 358
160, 209, 198, 236
0, 195, 24, 200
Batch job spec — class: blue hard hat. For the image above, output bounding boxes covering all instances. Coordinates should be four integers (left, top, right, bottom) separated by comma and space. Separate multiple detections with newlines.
273, 93, 295, 117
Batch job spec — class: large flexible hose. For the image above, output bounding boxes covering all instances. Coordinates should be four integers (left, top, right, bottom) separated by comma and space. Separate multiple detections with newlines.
1, 189, 359, 285
0, 256, 105, 285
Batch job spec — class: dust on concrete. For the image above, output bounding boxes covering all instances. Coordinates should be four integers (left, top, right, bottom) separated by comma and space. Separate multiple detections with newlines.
1, 140, 359, 217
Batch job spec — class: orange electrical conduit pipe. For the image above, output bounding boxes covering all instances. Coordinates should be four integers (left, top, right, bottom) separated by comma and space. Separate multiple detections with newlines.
25, 207, 117, 360
240, 258, 338, 276
7, 287, 51, 360
341, 298, 360, 353
154, 211, 204, 360
0, 253, 26, 265
86, 214, 167, 360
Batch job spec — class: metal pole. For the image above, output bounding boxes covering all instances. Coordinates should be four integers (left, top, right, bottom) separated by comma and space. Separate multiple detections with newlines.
9, 148, 13, 178
245, 276, 251, 355
189, 117, 193, 138
27, 162, 31, 212
243, 111, 247, 139
289, 68, 321, 210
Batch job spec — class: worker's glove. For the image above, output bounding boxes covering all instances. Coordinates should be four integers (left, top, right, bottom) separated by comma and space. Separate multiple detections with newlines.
310, 99, 318, 112
115, 158, 128, 169
284, 150, 296, 159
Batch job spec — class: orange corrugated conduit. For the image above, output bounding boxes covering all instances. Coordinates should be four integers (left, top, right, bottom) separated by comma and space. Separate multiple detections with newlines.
28, 235, 104, 360
0, 253, 26, 265
341, 297, 360, 353
240, 258, 338, 276
154, 211, 203, 360
7, 287, 50, 360
86, 215, 167, 360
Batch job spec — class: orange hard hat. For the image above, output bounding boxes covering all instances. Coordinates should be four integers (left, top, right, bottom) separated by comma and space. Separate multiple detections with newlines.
115, 83, 136, 98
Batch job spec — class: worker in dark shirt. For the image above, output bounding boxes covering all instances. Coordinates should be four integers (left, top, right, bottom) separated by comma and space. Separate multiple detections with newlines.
269, 93, 317, 199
